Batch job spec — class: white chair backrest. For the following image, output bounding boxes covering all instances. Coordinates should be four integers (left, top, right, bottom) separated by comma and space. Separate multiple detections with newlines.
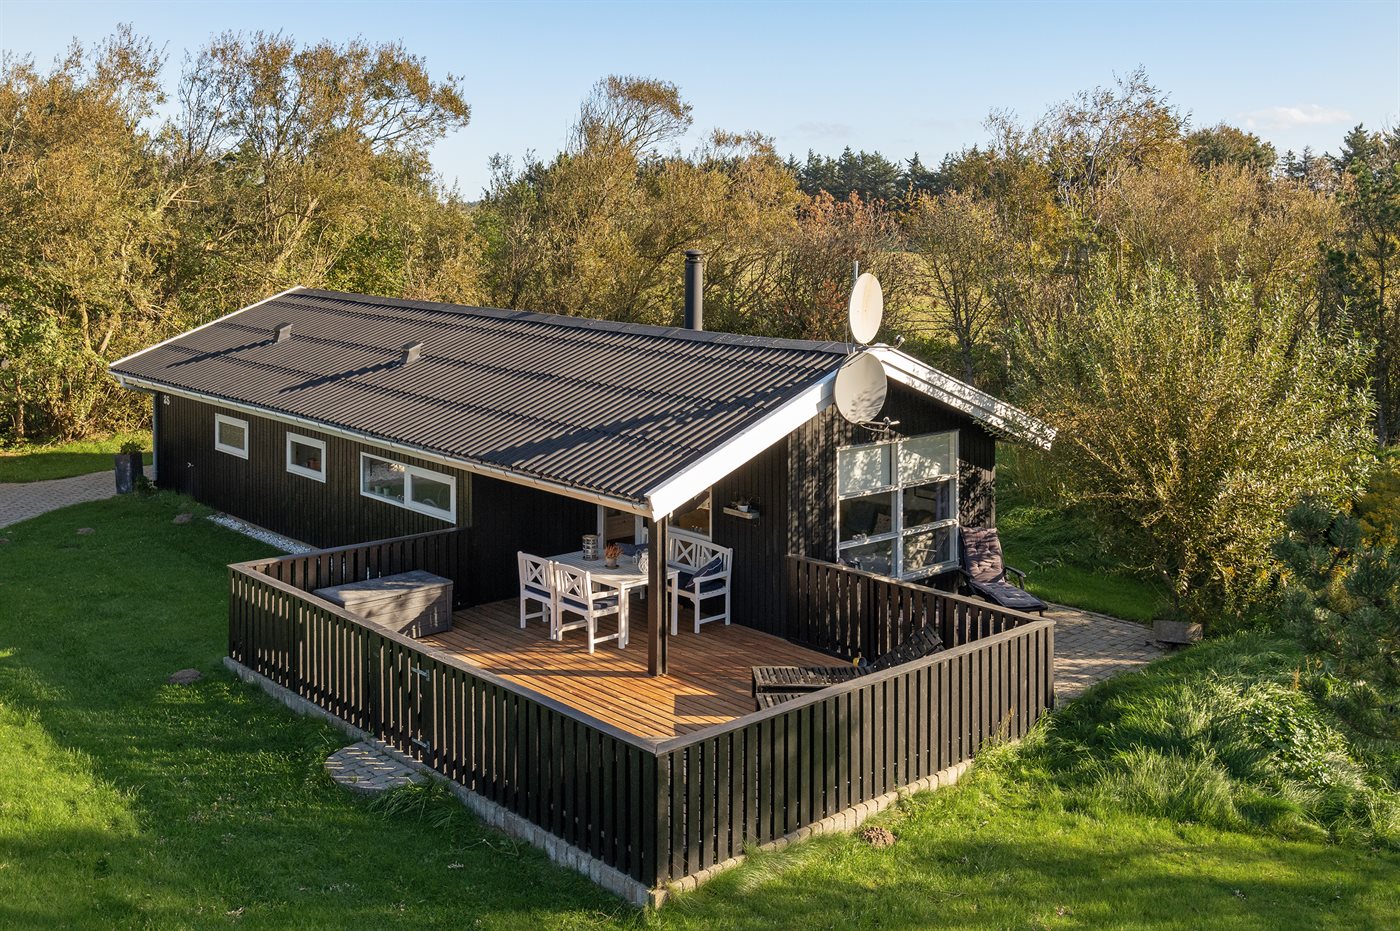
667, 529, 732, 572
552, 563, 595, 606
518, 552, 553, 592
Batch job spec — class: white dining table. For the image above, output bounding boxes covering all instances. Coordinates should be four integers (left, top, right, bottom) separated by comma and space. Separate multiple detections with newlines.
548, 550, 679, 648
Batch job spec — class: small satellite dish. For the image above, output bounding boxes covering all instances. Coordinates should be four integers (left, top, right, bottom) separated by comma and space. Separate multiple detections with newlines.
848, 272, 883, 345
834, 352, 888, 424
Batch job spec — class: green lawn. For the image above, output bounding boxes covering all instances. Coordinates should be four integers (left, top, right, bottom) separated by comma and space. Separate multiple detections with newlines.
0, 432, 151, 483
2, 494, 1396, 929
997, 500, 1169, 622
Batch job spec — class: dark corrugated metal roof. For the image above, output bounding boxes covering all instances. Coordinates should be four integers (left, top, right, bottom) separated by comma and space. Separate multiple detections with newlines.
112, 288, 849, 504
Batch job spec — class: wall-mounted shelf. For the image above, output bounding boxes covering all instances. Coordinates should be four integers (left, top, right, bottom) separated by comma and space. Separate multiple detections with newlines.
722, 506, 759, 521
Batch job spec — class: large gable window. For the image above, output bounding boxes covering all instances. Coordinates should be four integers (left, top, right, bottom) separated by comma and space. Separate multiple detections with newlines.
837, 430, 958, 580
214, 413, 249, 459
360, 452, 456, 521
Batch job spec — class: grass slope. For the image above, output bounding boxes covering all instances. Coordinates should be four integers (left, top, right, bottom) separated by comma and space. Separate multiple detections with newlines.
0, 432, 151, 483
2, 494, 1396, 929
997, 500, 1169, 622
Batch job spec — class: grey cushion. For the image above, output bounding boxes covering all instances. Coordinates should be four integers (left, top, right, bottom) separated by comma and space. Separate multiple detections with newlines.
969, 578, 1045, 612
961, 527, 1005, 584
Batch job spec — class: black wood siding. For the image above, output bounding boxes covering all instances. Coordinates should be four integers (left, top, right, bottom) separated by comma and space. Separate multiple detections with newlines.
711, 438, 790, 636
155, 393, 469, 548
467, 474, 595, 605
786, 382, 997, 566
155, 393, 593, 608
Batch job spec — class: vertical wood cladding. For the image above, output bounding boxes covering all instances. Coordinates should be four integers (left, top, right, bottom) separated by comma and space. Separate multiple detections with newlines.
154, 393, 592, 608
156, 393, 466, 548
467, 474, 595, 605
787, 382, 997, 567
711, 438, 791, 636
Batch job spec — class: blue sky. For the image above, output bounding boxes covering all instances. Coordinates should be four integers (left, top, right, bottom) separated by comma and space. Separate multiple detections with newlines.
2, 0, 1396, 195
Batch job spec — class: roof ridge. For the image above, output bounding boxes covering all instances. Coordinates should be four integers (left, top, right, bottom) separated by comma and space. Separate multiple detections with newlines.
290, 288, 850, 356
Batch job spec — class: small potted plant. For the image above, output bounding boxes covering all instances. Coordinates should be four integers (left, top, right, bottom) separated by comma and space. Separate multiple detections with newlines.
113, 440, 144, 495
604, 542, 622, 569
733, 497, 753, 513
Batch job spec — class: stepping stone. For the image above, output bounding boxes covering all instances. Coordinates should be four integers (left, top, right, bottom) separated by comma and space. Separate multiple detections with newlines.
325, 742, 426, 796
76, 527, 95, 535
168, 668, 202, 684
173, 512, 193, 525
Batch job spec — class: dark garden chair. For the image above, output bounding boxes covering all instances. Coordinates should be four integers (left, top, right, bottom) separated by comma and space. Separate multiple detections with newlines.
959, 526, 1046, 616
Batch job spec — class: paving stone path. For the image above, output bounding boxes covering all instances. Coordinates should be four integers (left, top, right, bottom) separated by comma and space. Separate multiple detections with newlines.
0, 467, 152, 529
325, 741, 426, 795
1046, 602, 1166, 700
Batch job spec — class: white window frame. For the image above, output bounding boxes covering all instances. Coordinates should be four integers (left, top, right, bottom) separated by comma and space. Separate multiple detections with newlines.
285, 432, 327, 483
359, 452, 456, 522
836, 430, 959, 581
214, 413, 249, 459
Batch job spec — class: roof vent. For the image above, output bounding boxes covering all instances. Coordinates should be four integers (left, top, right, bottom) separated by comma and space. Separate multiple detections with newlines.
400, 341, 423, 366
274, 323, 293, 343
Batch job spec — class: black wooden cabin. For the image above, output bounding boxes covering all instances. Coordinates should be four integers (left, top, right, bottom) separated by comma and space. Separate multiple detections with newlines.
113, 286, 1051, 671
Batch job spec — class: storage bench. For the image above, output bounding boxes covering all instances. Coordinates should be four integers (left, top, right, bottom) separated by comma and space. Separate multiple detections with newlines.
313, 570, 453, 638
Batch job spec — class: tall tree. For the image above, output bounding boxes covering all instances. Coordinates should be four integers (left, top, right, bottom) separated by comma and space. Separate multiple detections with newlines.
167, 32, 472, 305
1185, 123, 1277, 173
905, 191, 1001, 384
1328, 125, 1400, 442
0, 28, 171, 439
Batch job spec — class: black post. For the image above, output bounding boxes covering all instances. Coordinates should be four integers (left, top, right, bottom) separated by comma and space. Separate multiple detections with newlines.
647, 516, 669, 676
683, 249, 704, 331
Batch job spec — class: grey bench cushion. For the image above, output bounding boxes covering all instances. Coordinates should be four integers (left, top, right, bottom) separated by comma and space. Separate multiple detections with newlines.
314, 570, 453, 638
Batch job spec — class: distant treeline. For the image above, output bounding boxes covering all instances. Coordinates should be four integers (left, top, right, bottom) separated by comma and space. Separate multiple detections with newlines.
0, 31, 1394, 448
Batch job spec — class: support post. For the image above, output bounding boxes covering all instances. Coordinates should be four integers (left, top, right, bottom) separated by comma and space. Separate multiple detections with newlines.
647, 515, 669, 676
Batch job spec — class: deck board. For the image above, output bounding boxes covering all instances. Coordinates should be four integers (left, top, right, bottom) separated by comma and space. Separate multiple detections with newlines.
422, 599, 836, 739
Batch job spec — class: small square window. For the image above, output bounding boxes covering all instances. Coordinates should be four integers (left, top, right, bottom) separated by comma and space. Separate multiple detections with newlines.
286, 433, 327, 482
214, 414, 248, 459
409, 472, 453, 512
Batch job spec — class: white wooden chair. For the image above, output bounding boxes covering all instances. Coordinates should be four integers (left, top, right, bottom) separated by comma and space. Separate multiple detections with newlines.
517, 552, 557, 636
553, 563, 626, 652
666, 530, 733, 635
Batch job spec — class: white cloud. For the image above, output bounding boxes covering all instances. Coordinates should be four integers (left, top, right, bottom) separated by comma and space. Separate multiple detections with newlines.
1241, 104, 1353, 131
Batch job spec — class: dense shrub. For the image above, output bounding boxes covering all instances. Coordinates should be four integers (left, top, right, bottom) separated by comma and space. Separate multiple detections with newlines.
997, 635, 1400, 848
1014, 263, 1376, 626
1356, 448, 1400, 549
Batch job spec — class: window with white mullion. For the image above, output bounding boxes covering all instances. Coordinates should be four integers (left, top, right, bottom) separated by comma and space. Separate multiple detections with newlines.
837, 430, 959, 580
359, 452, 456, 522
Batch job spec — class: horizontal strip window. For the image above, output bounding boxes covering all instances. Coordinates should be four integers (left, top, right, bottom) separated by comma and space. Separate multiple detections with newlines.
214, 413, 249, 459
359, 452, 456, 522
286, 432, 327, 483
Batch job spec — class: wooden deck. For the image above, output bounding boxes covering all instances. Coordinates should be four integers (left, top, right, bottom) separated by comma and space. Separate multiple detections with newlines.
421, 599, 835, 738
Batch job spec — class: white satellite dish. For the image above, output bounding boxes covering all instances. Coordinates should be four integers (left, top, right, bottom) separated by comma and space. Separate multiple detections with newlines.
848, 272, 883, 345
834, 352, 888, 424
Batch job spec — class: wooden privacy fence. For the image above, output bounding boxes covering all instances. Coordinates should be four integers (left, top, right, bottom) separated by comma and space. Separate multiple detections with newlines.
651, 616, 1054, 880
228, 538, 1054, 892
229, 558, 666, 884
786, 554, 1033, 659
